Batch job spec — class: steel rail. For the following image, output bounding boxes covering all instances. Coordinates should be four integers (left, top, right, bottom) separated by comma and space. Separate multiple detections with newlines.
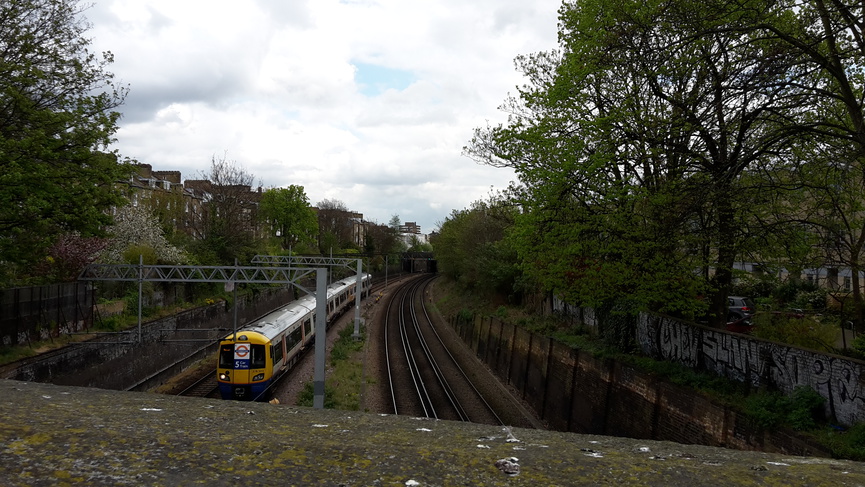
398, 277, 437, 418
417, 278, 502, 425
406, 276, 469, 421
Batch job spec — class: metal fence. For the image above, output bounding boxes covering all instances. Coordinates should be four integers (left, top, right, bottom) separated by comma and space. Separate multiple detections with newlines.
0, 282, 94, 347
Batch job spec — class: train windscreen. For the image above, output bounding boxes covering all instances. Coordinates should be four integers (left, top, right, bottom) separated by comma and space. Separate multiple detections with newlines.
219, 344, 234, 368
250, 344, 266, 369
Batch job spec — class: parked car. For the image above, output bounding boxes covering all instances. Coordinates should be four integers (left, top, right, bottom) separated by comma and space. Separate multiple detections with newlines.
727, 296, 756, 323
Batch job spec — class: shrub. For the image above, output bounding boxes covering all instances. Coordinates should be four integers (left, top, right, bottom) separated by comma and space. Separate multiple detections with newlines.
750, 313, 837, 352
745, 391, 788, 428
297, 382, 337, 409
819, 422, 865, 461
330, 323, 364, 363
851, 334, 865, 356
788, 386, 825, 430
773, 280, 819, 304
744, 386, 825, 431
794, 289, 828, 312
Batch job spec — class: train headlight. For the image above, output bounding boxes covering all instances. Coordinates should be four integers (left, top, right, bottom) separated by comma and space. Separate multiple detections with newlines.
219, 372, 229, 381
252, 373, 264, 381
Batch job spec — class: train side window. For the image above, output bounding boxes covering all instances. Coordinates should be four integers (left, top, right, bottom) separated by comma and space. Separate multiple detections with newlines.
303, 318, 312, 336
272, 338, 284, 365
287, 325, 302, 350
219, 344, 234, 368
290, 327, 302, 348
250, 344, 266, 369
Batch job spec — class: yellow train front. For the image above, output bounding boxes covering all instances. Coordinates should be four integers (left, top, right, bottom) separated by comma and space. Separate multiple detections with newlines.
217, 331, 275, 401
216, 273, 371, 401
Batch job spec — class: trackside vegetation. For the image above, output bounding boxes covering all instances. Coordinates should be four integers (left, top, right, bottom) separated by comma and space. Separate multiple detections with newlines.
297, 323, 369, 411
429, 0, 865, 460
431, 277, 865, 460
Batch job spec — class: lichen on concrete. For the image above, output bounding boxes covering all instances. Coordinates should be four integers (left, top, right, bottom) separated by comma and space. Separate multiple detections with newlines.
1, 379, 864, 486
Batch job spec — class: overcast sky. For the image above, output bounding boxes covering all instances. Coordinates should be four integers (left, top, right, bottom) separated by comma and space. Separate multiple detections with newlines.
85, 0, 562, 233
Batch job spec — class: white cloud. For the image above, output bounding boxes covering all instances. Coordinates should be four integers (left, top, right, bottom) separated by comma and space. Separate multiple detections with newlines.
86, 0, 561, 232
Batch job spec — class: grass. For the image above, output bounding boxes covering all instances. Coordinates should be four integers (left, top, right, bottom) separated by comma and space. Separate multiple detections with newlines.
296, 322, 372, 411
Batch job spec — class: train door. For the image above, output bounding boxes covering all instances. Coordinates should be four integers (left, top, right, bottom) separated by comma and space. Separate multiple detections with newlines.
301, 317, 313, 346
272, 336, 285, 369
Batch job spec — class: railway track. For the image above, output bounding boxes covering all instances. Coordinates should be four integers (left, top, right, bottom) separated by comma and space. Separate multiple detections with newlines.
178, 371, 220, 398
171, 273, 388, 402
384, 275, 503, 425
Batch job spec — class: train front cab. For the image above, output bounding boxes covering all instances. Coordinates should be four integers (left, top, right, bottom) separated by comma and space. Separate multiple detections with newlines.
217, 333, 272, 400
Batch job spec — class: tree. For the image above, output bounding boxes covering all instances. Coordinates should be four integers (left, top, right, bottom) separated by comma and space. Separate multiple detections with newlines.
316, 198, 357, 252
407, 235, 432, 252
748, 0, 865, 327
33, 233, 108, 282
101, 203, 186, 265
365, 220, 402, 255
194, 153, 261, 263
259, 185, 318, 252
389, 214, 401, 231
466, 0, 808, 324
0, 0, 129, 276
435, 195, 523, 301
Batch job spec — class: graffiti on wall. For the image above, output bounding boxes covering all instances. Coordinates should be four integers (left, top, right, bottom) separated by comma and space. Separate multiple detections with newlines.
638, 313, 864, 426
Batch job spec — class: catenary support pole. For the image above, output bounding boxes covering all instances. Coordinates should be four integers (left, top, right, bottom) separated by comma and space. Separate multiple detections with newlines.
353, 259, 362, 339
313, 268, 327, 409
137, 254, 143, 344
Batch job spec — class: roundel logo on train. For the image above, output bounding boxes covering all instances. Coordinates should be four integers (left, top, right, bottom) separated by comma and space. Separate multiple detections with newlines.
234, 343, 250, 369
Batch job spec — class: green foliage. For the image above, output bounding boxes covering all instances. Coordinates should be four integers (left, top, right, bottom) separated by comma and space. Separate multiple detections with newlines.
788, 387, 827, 431
623, 355, 746, 400
750, 313, 838, 352
819, 423, 865, 461
318, 231, 341, 255
434, 193, 527, 303
495, 306, 508, 319
468, 0, 809, 325
596, 300, 640, 352
259, 186, 318, 251
407, 234, 433, 252
0, 345, 37, 364
330, 323, 364, 364
297, 322, 368, 411
730, 277, 777, 302
121, 284, 157, 318
793, 289, 828, 312
122, 245, 159, 265
94, 315, 125, 332
297, 382, 337, 409
744, 386, 825, 431
197, 154, 263, 264
745, 392, 789, 429
0, 0, 129, 279
773, 280, 817, 304
457, 308, 474, 322
851, 334, 865, 356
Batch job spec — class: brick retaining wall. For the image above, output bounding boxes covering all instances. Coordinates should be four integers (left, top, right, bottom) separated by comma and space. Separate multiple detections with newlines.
450, 313, 830, 457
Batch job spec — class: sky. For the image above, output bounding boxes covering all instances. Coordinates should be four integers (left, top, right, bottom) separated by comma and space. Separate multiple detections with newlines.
84, 0, 563, 234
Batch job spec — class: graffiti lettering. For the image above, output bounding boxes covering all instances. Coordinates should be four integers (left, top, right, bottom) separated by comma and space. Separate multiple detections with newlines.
637, 313, 865, 427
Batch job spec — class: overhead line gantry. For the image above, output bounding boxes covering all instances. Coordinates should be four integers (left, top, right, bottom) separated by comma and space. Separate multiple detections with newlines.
79, 256, 366, 409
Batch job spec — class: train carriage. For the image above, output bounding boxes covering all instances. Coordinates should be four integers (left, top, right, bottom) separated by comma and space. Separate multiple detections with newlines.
217, 274, 370, 400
